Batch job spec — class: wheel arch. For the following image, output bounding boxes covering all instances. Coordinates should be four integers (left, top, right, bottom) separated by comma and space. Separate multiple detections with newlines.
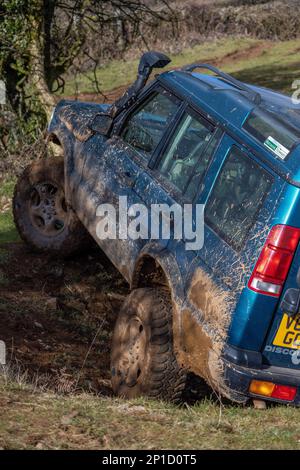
47, 131, 62, 147
45, 129, 76, 206
131, 249, 231, 396
131, 250, 184, 299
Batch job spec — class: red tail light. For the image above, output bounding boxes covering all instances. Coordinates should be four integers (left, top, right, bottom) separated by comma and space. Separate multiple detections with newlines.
271, 384, 297, 401
248, 225, 300, 297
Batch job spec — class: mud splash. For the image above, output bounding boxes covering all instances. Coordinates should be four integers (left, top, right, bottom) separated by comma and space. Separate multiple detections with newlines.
176, 268, 233, 397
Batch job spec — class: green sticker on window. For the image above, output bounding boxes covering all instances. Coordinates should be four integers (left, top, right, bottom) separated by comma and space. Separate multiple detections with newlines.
264, 136, 289, 160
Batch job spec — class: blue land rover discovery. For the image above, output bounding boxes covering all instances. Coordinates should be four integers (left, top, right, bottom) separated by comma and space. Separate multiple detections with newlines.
13, 51, 300, 405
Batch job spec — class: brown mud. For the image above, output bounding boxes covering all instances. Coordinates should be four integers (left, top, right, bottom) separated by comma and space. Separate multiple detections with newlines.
0, 242, 215, 402
175, 269, 233, 398
0, 242, 129, 395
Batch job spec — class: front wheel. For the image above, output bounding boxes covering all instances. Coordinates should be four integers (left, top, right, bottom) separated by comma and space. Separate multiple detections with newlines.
111, 287, 186, 402
13, 157, 90, 256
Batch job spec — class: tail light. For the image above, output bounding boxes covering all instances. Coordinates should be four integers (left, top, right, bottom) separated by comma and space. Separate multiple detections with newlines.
248, 224, 300, 297
249, 380, 297, 401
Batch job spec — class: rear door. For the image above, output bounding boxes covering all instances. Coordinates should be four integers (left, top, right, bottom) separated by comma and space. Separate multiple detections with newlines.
197, 135, 274, 292
134, 105, 223, 284
195, 135, 289, 352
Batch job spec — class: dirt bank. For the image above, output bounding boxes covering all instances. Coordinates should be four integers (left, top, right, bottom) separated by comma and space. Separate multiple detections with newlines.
0, 242, 129, 395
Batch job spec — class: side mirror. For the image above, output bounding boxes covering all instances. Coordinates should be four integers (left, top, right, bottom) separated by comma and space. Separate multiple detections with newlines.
90, 113, 113, 136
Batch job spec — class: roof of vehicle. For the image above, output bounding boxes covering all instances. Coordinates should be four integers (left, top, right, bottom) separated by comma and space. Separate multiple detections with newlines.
158, 69, 300, 186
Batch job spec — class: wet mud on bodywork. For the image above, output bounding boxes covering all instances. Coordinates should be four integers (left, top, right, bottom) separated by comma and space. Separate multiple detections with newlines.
68, 138, 148, 283
57, 101, 106, 143
174, 268, 233, 398
132, 253, 235, 398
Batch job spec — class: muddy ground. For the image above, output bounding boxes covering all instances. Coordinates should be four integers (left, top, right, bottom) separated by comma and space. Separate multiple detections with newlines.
0, 241, 129, 395
0, 240, 208, 403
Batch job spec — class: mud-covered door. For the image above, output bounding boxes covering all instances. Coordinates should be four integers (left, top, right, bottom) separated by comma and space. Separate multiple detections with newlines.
138, 106, 223, 284
193, 135, 272, 285
72, 132, 149, 281
101, 89, 182, 279
196, 134, 284, 351
74, 88, 181, 281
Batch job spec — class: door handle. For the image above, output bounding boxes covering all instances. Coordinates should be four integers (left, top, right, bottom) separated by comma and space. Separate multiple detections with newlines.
123, 171, 136, 187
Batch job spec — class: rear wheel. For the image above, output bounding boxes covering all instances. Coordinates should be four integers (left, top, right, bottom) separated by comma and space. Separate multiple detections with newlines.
111, 287, 186, 402
13, 157, 90, 256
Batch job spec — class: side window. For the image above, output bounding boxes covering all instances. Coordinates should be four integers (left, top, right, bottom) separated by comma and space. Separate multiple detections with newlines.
244, 109, 300, 157
205, 147, 272, 251
121, 91, 180, 159
157, 111, 219, 200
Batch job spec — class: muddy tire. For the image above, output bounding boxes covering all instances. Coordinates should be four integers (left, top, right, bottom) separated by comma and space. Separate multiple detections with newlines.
13, 157, 90, 256
111, 287, 186, 402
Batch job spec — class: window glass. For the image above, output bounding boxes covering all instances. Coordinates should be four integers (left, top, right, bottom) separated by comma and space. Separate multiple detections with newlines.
121, 92, 179, 159
205, 147, 272, 250
157, 112, 218, 199
244, 109, 300, 159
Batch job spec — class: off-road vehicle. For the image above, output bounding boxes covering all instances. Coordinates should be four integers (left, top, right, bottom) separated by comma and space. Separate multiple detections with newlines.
13, 51, 300, 404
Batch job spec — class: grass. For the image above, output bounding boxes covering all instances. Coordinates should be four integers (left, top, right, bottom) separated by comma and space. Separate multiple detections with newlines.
0, 180, 15, 199
62, 37, 258, 95
224, 39, 300, 93
0, 178, 19, 244
61, 37, 300, 97
0, 212, 19, 244
0, 377, 299, 450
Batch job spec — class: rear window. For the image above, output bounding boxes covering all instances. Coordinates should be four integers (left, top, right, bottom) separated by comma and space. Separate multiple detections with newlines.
205, 147, 272, 251
244, 109, 300, 160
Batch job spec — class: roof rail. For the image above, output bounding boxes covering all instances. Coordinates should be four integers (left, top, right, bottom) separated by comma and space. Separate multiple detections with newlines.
183, 63, 261, 105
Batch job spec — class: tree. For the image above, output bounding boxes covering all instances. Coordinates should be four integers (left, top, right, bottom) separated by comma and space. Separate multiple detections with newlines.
0, 0, 174, 132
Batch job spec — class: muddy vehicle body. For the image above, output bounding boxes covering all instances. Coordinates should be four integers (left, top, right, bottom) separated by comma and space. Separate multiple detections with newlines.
14, 52, 300, 404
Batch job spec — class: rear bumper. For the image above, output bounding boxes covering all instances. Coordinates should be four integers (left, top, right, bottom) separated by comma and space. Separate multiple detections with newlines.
222, 345, 300, 405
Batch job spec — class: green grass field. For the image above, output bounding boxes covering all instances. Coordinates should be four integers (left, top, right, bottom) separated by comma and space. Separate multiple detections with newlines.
0, 179, 18, 244
0, 378, 299, 450
62, 37, 300, 96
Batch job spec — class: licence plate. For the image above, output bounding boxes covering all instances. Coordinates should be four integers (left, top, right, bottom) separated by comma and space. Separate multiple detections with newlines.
273, 313, 300, 349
